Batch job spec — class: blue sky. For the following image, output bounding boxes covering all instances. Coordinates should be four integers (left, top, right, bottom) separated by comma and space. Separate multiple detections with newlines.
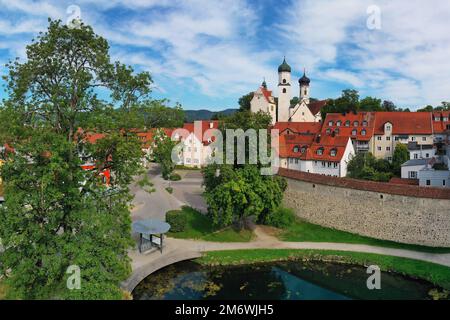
1, 0, 450, 111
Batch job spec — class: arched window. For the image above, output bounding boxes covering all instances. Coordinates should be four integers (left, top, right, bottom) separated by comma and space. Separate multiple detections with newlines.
353, 121, 359, 127
293, 146, 299, 153
317, 148, 324, 155
283, 88, 287, 93
283, 79, 287, 84
361, 129, 367, 136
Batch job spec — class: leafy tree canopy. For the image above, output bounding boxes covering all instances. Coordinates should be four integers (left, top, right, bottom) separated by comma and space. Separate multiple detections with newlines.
0, 19, 152, 299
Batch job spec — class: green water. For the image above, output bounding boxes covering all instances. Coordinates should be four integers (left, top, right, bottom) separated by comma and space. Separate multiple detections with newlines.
132, 260, 443, 300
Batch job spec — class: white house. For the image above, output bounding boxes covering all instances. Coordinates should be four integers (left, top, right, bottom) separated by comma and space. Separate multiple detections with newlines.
279, 134, 355, 177
407, 142, 436, 160
250, 81, 277, 125
401, 158, 432, 180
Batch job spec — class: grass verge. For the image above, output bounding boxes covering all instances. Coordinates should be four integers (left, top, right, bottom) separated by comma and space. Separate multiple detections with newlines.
278, 219, 450, 254
0, 280, 7, 300
167, 206, 254, 242
196, 249, 450, 290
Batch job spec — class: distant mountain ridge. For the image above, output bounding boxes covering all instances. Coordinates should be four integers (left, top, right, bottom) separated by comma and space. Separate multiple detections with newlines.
184, 108, 238, 122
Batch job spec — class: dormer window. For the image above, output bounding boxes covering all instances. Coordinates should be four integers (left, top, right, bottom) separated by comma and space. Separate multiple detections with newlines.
336, 121, 341, 127
435, 116, 441, 121
362, 121, 368, 127
361, 129, 366, 136
353, 121, 359, 127
334, 128, 340, 134
328, 121, 333, 126
345, 120, 350, 127
352, 129, 357, 136
330, 149, 337, 157
326, 128, 331, 134
293, 146, 299, 153
317, 148, 324, 155
301, 146, 307, 153
444, 117, 449, 121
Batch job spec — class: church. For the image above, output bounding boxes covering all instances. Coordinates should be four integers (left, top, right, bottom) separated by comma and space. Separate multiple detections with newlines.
250, 58, 326, 124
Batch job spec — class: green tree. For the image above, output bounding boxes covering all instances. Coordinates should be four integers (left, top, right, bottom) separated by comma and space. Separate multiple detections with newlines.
0, 20, 151, 299
140, 100, 185, 128
203, 165, 283, 228
360, 96, 382, 111
152, 129, 177, 180
392, 143, 409, 175
238, 92, 254, 112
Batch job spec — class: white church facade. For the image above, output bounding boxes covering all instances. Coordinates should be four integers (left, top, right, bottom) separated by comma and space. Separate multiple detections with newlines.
250, 58, 325, 124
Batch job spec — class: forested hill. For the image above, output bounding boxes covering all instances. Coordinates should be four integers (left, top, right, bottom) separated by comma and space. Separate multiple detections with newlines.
184, 108, 238, 122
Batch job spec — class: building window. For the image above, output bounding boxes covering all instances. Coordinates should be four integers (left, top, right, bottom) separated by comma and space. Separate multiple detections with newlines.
289, 158, 293, 164
345, 120, 350, 127
293, 146, 299, 153
317, 148, 324, 155
386, 136, 391, 141
295, 159, 299, 164
378, 147, 382, 151
411, 137, 416, 141
386, 125, 391, 131
408, 171, 417, 179
443, 117, 449, 121
443, 180, 446, 186
361, 129, 366, 136
426, 153, 430, 158
283, 88, 287, 93
414, 154, 418, 159
395, 136, 399, 141
333, 163, 338, 168
352, 129, 357, 136
435, 116, 441, 121
186, 158, 191, 163
326, 128, 331, 134
321, 161, 326, 167
283, 79, 287, 84
336, 121, 341, 127
386, 147, 391, 151
362, 121, 368, 127
328, 121, 333, 126
422, 137, 426, 141
301, 146, 306, 153
330, 149, 337, 157
426, 180, 431, 186
335, 128, 340, 134
377, 136, 382, 141
353, 121, 359, 127
327, 162, 332, 168
387, 156, 392, 161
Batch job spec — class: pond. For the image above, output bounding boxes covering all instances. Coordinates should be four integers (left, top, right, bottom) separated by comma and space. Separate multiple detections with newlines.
132, 260, 444, 300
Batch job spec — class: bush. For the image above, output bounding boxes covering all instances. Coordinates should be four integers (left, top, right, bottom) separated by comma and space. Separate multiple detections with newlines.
169, 173, 181, 181
166, 210, 187, 233
265, 207, 295, 229
165, 187, 173, 194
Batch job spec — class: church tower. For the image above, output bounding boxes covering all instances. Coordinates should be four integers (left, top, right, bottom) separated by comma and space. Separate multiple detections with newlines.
299, 69, 311, 104
277, 57, 292, 122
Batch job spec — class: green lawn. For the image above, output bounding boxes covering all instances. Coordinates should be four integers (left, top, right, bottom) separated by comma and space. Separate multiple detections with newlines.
167, 207, 254, 242
278, 219, 450, 254
197, 249, 450, 290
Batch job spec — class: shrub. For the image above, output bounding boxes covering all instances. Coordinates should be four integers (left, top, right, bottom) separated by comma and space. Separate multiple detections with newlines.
169, 173, 182, 181
165, 187, 173, 194
166, 210, 187, 232
265, 207, 295, 229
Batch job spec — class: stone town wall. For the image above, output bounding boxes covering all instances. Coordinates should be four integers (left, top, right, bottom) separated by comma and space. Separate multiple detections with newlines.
278, 168, 450, 247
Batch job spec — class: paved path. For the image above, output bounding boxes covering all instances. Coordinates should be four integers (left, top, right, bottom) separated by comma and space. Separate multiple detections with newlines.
122, 226, 450, 292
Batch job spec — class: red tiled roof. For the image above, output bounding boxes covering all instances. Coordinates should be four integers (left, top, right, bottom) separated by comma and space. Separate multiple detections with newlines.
432, 111, 450, 134
261, 87, 273, 103
279, 133, 351, 162
308, 100, 327, 116
180, 120, 220, 145
273, 122, 322, 135
322, 112, 376, 141
373, 112, 433, 135
278, 168, 450, 200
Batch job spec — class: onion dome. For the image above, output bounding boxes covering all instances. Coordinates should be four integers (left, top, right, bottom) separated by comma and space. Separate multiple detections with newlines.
299, 70, 310, 85
278, 57, 291, 73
